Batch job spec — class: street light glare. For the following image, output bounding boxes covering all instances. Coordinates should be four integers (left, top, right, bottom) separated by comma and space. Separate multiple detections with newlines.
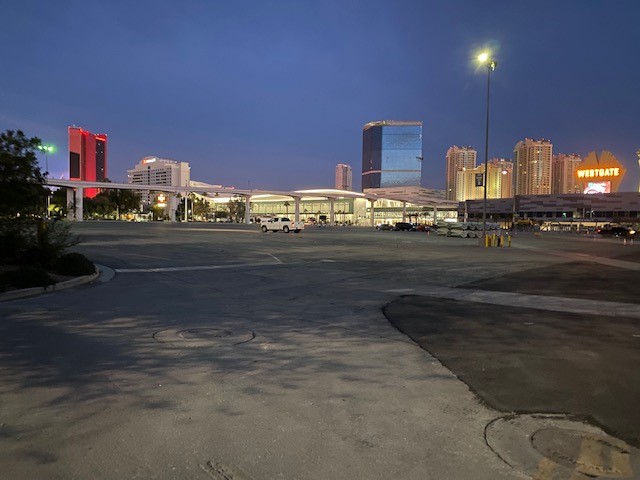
37, 144, 56, 153
477, 52, 489, 63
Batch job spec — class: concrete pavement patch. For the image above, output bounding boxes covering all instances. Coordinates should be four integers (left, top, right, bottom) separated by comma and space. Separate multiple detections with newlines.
485, 414, 640, 479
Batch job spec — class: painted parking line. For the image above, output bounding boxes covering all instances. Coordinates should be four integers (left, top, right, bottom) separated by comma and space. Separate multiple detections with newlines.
375, 284, 640, 319
115, 261, 282, 273
174, 228, 259, 234
513, 245, 640, 271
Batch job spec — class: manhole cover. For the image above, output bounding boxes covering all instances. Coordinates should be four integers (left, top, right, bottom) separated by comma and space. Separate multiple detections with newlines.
485, 414, 639, 479
153, 328, 255, 348
532, 428, 633, 478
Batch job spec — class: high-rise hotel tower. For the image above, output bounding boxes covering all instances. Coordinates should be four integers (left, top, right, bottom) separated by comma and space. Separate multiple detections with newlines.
445, 146, 477, 200
513, 138, 553, 195
68, 126, 107, 198
552, 153, 582, 194
335, 164, 353, 191
361, 120, 422, 190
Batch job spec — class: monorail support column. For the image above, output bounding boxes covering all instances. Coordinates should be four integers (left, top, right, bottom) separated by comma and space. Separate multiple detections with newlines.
169, 194, 178, 222
402, 201, 407, 222
245, 195, 252, 224
433, 205, 438, 225
66, 188, 75, 221
329, 198, 335, 225
370, 199, 376, 227
294, 197, 301, 223
75, 188, 84, 222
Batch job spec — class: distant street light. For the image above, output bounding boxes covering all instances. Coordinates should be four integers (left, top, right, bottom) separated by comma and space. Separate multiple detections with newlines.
477, 51, 497, 247
36, 144, 56, 217
36, 144, 56, 177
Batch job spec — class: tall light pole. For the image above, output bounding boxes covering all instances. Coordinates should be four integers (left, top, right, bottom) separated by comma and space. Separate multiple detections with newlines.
36, 144, 55, 177
636, 149, 640, 193
37, 144, 56, 217
477, 52, 497, 247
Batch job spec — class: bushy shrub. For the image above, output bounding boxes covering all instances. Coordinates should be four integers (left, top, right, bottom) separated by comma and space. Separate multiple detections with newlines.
2, 266, 56, 289
19, 245, 53, 268
1, 219, 80, 269
53, 252, 95, 276
0, 227, 24, 264
35, 220, 78, 266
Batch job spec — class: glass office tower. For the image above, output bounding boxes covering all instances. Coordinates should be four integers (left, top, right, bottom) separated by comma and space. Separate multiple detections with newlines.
361, 120, 423, 190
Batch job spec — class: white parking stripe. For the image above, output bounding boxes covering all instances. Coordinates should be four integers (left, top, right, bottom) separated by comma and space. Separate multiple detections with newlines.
115, 261, 282, 273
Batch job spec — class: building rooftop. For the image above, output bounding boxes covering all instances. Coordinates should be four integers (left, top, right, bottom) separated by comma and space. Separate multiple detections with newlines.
363, 120, 423, 131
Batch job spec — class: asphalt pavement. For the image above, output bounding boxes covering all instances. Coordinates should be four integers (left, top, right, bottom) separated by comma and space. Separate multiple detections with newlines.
0, 223, 639, 479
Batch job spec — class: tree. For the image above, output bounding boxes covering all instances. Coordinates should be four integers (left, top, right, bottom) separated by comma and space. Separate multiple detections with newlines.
50, 188, 69, 218
227, 196, 246, 222
0, 130, 47, 218
0, 130, 79, 269
82, 189, 141, 219
108, 189, 141, 218
83, 193, 113, 219
191, 196, 211, 221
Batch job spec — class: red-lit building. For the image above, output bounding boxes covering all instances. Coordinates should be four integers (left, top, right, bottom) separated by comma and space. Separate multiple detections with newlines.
68, 126, 108, 198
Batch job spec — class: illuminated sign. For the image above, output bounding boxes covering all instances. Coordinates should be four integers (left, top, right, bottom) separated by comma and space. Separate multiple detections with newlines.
575, 151, 625, 193
576, 168, 620, 178
143, 157, 157, 164
584, 182, 611, 194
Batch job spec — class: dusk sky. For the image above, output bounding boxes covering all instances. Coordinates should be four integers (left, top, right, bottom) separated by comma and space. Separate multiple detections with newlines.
2, 0, 639, 192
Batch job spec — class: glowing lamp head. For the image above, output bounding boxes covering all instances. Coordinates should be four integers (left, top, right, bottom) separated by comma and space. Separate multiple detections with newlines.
37, 144, 56, 153
477, 52, 489, 63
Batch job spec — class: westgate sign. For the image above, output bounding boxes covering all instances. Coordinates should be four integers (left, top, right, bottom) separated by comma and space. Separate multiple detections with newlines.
576, 167, 620, 179
575, 151, 625, 193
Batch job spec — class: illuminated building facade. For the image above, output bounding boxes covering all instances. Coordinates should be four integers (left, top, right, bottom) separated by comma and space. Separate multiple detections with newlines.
335, 163, 353, 191
461, 192, 640, 227
455, 158, 512, 201
127, 156, 190, 204
637, 149, 640, 193
68, 126, 107, 198
446, 146, 476, 200
514, 138, 553, 195
362, 120, 423, 190
488, 158, 514, 199
552, 154, 582, 194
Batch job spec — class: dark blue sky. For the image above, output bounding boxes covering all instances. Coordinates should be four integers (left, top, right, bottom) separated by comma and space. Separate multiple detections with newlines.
2, 0, 639, 191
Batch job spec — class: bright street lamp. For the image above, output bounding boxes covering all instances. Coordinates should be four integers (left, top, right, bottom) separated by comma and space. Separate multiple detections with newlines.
36, 144, 56, 217
477, 51, 497, 247
36, 144, 56, 177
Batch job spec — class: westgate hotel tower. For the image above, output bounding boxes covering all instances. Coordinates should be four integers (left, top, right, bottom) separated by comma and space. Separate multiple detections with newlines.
68, 126, 108, 198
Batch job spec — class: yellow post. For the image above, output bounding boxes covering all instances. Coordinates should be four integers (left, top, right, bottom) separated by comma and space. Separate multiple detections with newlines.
508, 235, 512, 247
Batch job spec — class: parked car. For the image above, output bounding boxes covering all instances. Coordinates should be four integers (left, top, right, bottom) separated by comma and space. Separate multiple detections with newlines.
394, 222, 416, 231
595, 226, 636, 237
376, 223, 393, 230
260, 217, 304, 233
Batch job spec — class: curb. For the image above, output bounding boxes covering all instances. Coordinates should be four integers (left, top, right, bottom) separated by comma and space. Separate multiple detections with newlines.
0, 268, 101, 302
